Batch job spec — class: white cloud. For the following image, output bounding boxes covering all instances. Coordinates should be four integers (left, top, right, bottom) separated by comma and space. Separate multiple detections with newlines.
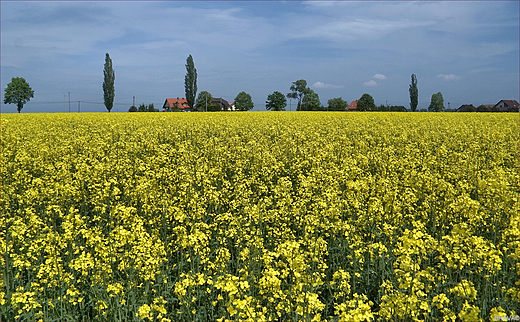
312, 81, 343, 89
437, 74, 460, 81
361, 73, 386, 86
298, 18, 427, 43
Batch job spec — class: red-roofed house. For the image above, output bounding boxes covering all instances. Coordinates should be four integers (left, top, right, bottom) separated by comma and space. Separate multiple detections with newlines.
163, 98, 192, 111
347, 100, 358, 111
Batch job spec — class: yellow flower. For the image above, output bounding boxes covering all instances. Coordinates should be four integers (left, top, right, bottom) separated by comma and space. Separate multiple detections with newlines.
432, 293, 450, 309
490, 307, 508, 322
335, 293, 374, 322
458, 301, 482, 322
450, 280, 478, 301
2, 112, 518, 321
136, 304, 151, 320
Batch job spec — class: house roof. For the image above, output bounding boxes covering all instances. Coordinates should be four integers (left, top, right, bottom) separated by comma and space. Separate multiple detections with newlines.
164, 98, 190, 109
495, 100, 519, 111
347, 100, 358, 110
212, 97, 230, 108
456, 104, 475, 112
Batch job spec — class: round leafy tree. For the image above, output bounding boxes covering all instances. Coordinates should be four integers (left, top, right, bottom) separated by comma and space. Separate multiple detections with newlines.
357, 93, 375, 111
4, 77, 34, 113
234, 91, 254, 111
266, 91, 287, 111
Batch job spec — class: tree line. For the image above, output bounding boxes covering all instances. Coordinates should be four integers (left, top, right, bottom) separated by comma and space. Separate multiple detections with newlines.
179, 61, 447, 112
1, 55, 514, 113
148, 58, 439, 112
265, 78, 409, 112
177, 56, 414, 112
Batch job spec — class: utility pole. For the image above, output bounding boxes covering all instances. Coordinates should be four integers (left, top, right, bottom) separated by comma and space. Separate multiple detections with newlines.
78, 101, 80, 113
133, 96, 135, 107
68, 92, 71, 112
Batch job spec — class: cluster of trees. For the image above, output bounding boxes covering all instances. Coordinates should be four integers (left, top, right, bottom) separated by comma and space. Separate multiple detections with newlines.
351, 74, 440, 112
183, 55, 255, 112
286, 79, 321, 111
193, 91, 254, 112
129, 103, 158, 112
266, 80, 343, 111
265, 79, 407, 112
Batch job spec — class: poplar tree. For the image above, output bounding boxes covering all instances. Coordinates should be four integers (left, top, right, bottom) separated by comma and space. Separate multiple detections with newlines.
185, 55, 197, 110
409, 74, 418, 112
103, 53, 115, 112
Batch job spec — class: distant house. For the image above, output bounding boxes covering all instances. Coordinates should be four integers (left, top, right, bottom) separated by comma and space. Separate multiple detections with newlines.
456, 104, 476, 112
211, 98, 232, 111
347, 100, 358, 111
163, 98, 191, 112
494, 100, 519, 112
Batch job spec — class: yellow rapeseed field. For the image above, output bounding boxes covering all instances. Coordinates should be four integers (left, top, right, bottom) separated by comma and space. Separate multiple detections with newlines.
1, 112, 518, 321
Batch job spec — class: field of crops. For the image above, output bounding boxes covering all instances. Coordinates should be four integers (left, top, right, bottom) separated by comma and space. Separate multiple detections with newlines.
1, 112, 518, 321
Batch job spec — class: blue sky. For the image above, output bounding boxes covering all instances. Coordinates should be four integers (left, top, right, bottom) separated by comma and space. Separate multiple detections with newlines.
1, 1, 518, 112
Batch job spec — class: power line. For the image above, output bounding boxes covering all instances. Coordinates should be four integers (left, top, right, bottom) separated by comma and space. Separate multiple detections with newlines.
30, 100, 128, 106
32, 101, 67, 104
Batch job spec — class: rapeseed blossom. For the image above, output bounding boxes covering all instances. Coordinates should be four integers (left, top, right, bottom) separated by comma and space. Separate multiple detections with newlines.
1, 112, 518, 321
